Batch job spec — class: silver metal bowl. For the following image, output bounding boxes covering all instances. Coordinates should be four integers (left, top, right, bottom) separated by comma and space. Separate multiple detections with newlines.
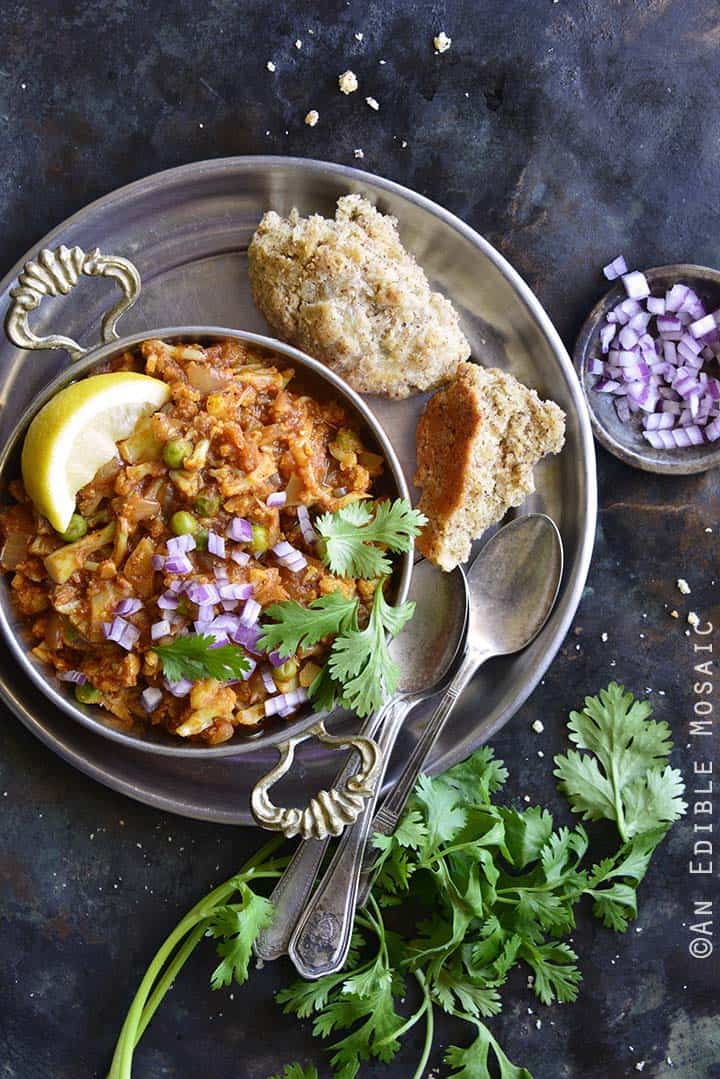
574, 263, 720, 474
0, 264, 412, 836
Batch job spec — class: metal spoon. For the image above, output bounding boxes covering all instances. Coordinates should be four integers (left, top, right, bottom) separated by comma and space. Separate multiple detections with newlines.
289, 513, 563, 979
254, 557, 469, 961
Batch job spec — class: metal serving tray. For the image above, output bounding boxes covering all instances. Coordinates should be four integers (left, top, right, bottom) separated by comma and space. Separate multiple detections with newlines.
0, 157, 596, 825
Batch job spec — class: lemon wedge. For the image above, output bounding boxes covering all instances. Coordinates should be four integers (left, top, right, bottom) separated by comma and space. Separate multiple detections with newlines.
21, 372, 170, 533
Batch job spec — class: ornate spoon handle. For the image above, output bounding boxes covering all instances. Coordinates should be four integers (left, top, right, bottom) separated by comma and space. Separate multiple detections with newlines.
287, 696, 411, 979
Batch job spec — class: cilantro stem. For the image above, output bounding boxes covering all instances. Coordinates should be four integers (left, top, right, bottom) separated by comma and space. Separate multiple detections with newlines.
107, 836, 286, 1079
610, 755, 629, 843
410, 971, 434, 1079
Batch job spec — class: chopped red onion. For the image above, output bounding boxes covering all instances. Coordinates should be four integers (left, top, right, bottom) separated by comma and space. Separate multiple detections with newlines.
622, 271, 650, 300
115, 597, 143, 616
197, 603, 216, 622
151, 619, 172, 640
164, 677, 193, 697
618, 326, 639, 350
272, 540, 308, 572
264, 687, 308, 717
230, 624, 262, 654
151, 555, 165, 571
141, 687, 163, 712
644, 413, 675, 431
706, 417, 720, 441
58, 669, 87, 684
167, 534, 196, 556
266, 491, 287, 507
186, 582, 220, 606
157, 592, 179, 610
165, 554, 193, 575
230, 549, 250, 566
221, 599, 239, 612
268, 649, 287, 667
104, 616, 136, 649
646, 296, 665, 315
689, 313, 717, 339
603, 254, 627, 281
239, 598, 261, 626
297, 504, 318, 544
657, 316, 682, 335
207, 531, 226, 558
261, 666, 277, 694
213, 563, 229, 582
587, 358, 604, 376
272, 541, 294, 559
227, 517, 253, 542
219, 581, 254, 601
167, 579, 185, 594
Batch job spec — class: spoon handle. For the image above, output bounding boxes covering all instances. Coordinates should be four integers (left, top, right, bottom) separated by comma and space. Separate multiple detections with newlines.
287, 695, 412, 979
357, 646, 491, 908
254, 703, 390, 961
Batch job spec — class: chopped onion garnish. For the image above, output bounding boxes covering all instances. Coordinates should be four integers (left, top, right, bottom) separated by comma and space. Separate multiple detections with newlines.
602, 254, 627, 281
151, 554, 165, 571
230, 623, 262, 654
268, 649, 287, 667
590, 260, 720, 451
141, 687, 163, 712
272, 540, 308, 572
167, 534, 196, 556
227, 517, 253, 542
239, 598, 261, 626
267, 491, 287, 507
264, 687, 308, 717
115, 597, 143, 616
151, 619, 172, 640
219, 581, 254, 601
165, 554, 193, 575
208, 531, 226, 558
230, 549, 250, 566
261, 667, 277, 694
157, 592, 179, 610
164, 677, 193, 697
297, 504, 318, 544
186, 582, 220, 606
58, 669, 86, 684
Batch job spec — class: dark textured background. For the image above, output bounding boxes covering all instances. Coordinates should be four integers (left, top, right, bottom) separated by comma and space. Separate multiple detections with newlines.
0, 2, 718, 1077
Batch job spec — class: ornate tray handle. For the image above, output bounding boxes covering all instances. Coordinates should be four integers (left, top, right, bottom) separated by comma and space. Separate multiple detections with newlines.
5, 244, 141, 361
250, 721, 383, 840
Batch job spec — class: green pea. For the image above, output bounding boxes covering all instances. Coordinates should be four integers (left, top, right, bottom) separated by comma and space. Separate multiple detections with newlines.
163, 439, 193, 469
170, 510, 199, 536
195, 527, 209, 551
250, 524, 269, 553
59, 513, 88, 543
275, 658, 298, 680
194, 491, 220, 517
75, 682, 102, 704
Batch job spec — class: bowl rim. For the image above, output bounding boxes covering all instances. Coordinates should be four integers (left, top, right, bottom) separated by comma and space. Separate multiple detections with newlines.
574, 262, 720, 475
0, 326, 413, 758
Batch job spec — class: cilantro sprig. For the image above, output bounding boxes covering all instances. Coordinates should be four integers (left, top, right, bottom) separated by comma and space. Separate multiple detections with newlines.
315, 498, 427, 579
108, 684, 685, 1079
152, 634, 252, 683
258, 586, 415, 717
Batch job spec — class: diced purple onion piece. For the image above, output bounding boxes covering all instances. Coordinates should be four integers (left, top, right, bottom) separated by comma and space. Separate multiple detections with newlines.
600, 324, 616, 353
230, 549, 250, 566
268, 649, 287, 668
164, 677, 193, 697
230, 624, 263, 654
165, 554, 193, 575
115, 597, 143, 616
141, 687, 163, 712
197, 603, 216, 622
603, 254, 627, 280
264, 686, 309, 717
208, 531, 226, 558
272, 541, 294, 559
219, 581, 254, 601
227, 517, 253, 542
213, 563, 229, 582
186, 582, 221, 606
58, 669, 87, 684
618, 326, 639, 350
239, 598, 261, 626
587, 358, 604, 376
266, 491, 287, 507
647, 296, 665, 315
151, 555, 165, 571
151, 619, 171, 640
167, 534, 196, 556
297, 504, 318, 545
261, 666, 277, 694
622, 271, 650, 300
644, 413, 675, 431
689, 313, 717, 339
157, 592, 179, 610
221, 599, 239, 612
706, 417, 720, 442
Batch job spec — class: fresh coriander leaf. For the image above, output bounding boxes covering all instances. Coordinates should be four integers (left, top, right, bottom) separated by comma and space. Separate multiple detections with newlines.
267, 1065, 318, 1079
413, 772, 467, 848
432, 961, 503, 1018
554, 683, 687, 841
587, 828, 667, 930
498, 806, 554, 869
206, 885, 273, 989
307, 662, 342, 713
540, 825, 589, 883
316, 498, 426, 579
520, 940, 582, 1005
152, 634, 251, 683
276, 969, 351, 1020
329, 586, 415, 716
445, 1023, 533, 1079
258, 592, 359, 659
438, 746, 509, 805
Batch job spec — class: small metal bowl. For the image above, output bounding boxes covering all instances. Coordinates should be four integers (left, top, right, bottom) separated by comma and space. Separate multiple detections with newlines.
0, 244, 412, 838
574, 263, 720, 475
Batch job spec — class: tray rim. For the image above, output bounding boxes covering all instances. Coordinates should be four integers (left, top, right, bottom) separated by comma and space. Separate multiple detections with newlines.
0, 155, 597, 823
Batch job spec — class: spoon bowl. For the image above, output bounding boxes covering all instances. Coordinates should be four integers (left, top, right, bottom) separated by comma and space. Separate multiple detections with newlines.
467, 513, 563, 656
393, 558, 469, 696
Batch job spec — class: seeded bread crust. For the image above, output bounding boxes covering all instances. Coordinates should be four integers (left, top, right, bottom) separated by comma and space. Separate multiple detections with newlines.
415, 363, 566, 570
248, 195, 471, 398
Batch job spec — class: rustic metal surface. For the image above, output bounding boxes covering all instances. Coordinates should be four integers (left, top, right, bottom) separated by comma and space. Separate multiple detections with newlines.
0, 2, 717, 1078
